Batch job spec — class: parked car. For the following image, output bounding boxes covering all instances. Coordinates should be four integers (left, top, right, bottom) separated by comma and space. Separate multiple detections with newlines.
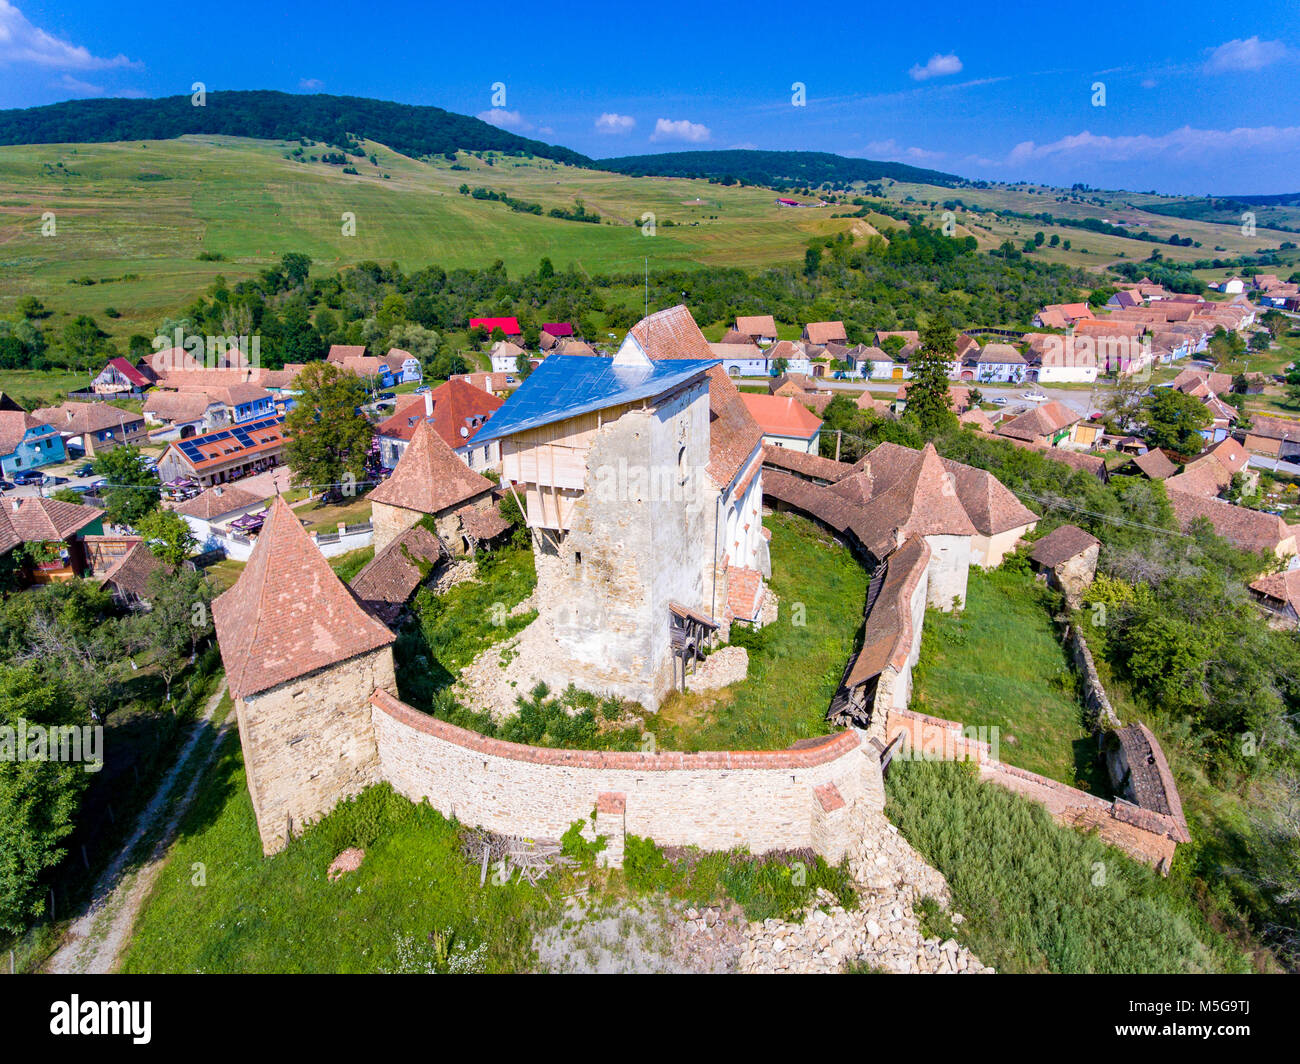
13, 469, 44, 485
992, 396, 1009, 405
41, 474, 69, 487
0, 479, 14, 492
1021, 392, 1048, 402
74, 462, 95, 476
413, 386, 431, 394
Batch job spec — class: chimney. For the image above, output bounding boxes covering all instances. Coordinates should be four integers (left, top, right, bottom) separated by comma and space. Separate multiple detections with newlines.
424, 391, 433, 417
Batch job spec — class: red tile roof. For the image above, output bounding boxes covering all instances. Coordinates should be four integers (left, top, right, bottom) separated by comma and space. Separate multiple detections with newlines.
0, 496, 104, 553
212, 496, 395, 700
173, 484, 267, 520
367, 419, 495, 516
739, 393, 823, 439
376, 379, 503, 450
1029, 524, 1099, 567
349, 524, 445, 624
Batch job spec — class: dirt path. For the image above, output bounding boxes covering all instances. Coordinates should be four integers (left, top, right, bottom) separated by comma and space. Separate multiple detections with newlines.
44, 680, 233, 974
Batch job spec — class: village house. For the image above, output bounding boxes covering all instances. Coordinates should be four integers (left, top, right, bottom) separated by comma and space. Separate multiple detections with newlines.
1033, 302, 1095, 329
708, 340, 769, 378
965, 342, 1027, 383
1248, 569, 1300, 628
1025, 334, 1099, 384
91, 356, 154, 396
97, 539, 170, 609
367, 419, 503, 557
0, 496, 105, 584
374, 378, 504, 474
173, 484, 270, 553
326, 345, 421, 387
470, 316, 522, 340
489, 340, 531, 374
1241, 414, 1300, 462
1166, 488, 1297, 559
765, 339, 814, 377
156, 415, 286, 488
802, 321, 848, 346
1029, 524, 1100, 609
143, 390, 228, 439
0, 409, 66, 475
996, 400, 1087, 449
735, 314, 778, 346
538, 323, 575, 352
32, 401, 148, 457
1128, 448, 1179, 480
739, 393, 823, 454
452, 371, 515, 398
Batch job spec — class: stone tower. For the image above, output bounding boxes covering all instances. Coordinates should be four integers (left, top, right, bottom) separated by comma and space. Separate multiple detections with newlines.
213, 496, 397, 854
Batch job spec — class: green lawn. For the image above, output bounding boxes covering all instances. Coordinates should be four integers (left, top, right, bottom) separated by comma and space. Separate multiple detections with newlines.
653, 511, 868, 751
912, 565, 1104, 792
121, 767, 564, 973
0, 368, 97, 406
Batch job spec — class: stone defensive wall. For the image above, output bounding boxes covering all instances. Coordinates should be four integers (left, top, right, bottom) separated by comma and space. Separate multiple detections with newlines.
370, 689, 884, 866
885, 707, 1182, 871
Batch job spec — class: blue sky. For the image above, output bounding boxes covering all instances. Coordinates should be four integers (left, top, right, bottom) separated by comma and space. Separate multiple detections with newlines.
2, 0, 1298, 194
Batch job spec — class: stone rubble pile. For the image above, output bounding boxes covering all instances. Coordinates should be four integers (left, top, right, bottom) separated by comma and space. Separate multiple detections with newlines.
686, 646, 749, 692
740, 807, 993, 974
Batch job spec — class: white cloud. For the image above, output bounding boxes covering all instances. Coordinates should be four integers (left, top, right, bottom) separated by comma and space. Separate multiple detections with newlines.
863, 138, 945, 162
298, 77, 324, 91
650, 117, 710, 143
1203, 36, 1288, 73
1002, 124, 1300, 166
909, 53, 962, 81
57, 73, 102, 96
594, 112, 635, 134
477, 108, 534, 133
0, 1, 139, 69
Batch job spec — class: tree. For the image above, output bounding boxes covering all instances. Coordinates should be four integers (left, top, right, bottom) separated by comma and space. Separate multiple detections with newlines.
902, 322, 959, 438
284, 360, 373, 493
135, 569, 214, 701
0, 666, 87, 933
61, 316, 108, 371
515, 351, 532, 379
93, 445, 161, 527
1140, 388, 1212, 455
135, 509, 196, 567
280, 252, 312, 289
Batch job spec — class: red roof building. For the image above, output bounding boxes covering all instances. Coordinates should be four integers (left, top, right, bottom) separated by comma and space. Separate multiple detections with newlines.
469, 316, 521, 336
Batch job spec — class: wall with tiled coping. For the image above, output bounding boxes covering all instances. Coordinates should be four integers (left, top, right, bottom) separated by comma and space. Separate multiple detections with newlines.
370, 689, 882, 865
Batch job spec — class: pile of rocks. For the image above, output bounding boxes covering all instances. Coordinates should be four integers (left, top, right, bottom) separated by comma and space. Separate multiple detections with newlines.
739, 809, 993, 974
686, 645, 748, 692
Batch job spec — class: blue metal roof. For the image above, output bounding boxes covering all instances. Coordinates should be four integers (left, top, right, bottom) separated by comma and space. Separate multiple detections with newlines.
471, 354, 717, 446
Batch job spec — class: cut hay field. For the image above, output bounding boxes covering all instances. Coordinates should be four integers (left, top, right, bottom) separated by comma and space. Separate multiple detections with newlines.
0, 135, 856, 341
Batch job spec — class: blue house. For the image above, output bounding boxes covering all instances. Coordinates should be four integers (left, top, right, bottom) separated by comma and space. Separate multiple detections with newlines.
0, 411, 66, 475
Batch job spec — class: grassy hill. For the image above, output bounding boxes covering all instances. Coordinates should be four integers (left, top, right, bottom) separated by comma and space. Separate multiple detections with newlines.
0, 91, 591, 167
2, 132, 1298, 346
599, 148, 961, 188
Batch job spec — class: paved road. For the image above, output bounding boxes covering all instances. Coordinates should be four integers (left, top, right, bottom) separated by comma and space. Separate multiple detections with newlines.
749, 377, 1104, 417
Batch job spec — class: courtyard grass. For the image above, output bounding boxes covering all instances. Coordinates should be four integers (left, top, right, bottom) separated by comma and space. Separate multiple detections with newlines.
911, 565, 1105, 792
884, 760, 1251, 974
653, 511, 868, 751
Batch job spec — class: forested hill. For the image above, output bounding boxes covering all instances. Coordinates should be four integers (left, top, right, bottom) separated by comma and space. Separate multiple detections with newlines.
598, 149, 963, 189
0, 91, 593, 166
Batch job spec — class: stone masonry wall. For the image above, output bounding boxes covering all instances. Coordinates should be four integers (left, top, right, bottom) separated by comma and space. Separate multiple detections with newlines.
884, 706, 1180, 871
370, 501, 422, 556
237, 646, 397, 855
372, 690, 883, 864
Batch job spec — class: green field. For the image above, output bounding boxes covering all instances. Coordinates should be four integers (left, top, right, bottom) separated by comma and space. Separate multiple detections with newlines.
654, 512, 868, 751
912, 565, 1104, 792
4, 134, 1297, 349
0, 136, 856, 342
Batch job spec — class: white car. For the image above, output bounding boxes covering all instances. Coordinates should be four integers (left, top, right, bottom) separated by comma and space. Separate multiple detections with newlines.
1021, 392, 1048, 402
993, 396, 1010, 405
